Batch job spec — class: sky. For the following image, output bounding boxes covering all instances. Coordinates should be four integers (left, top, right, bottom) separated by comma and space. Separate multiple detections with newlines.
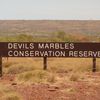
0, 0, 100, 20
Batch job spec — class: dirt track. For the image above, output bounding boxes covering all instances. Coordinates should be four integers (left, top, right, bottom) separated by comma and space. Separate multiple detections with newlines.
0, 72, 100, 100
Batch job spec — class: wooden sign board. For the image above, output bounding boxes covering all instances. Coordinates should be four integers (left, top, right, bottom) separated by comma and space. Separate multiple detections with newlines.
0, 42, 100, 58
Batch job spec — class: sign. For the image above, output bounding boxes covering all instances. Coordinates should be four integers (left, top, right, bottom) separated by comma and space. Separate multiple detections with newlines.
0, 42, 100, 58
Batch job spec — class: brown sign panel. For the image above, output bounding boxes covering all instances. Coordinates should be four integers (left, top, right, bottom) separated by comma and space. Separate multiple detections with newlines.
0, 42, 100, 58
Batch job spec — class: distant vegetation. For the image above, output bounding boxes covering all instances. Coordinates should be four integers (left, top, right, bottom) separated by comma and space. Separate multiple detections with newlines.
0, 20, 100, 42
0, 32, 99, 42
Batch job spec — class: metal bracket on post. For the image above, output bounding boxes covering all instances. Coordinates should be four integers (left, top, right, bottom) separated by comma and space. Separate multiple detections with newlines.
43, 57, 47, 70
0, 56, 2, 77
92, 57, 96, 72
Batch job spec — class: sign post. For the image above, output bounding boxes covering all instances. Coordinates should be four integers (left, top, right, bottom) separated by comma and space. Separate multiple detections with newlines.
43, 57, 47, 70
0, 56, 2, 77
92, 57, 96, 72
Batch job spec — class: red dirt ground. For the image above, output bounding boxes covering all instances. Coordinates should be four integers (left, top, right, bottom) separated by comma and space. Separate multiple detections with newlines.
0, 73, 100, 100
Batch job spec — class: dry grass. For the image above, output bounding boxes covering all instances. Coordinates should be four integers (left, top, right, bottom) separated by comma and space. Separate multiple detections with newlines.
61, 87, 76, 94
48, 58, 94, 72
1, 58, 100, 100
2, 57, 100, 84
0, 84, 22, 100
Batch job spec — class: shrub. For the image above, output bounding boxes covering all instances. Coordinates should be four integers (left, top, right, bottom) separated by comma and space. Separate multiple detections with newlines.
16, 34, 33, 42
7, 63, 34, 74
2, 93, 22, 100
69, 73, 80, 81
47, 74, 57, 83
0, 84, 22, 100
3, 62, 14, 68
16, 70, 48, 83
16, 70, 57, 84
56, 31, 66, 40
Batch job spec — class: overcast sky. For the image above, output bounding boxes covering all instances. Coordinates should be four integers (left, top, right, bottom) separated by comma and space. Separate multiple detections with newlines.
0, 0, 100, 20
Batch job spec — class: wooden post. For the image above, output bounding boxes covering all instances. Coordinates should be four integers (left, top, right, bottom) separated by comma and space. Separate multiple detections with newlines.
92, 57, 96, 72
43, 57, 47, 70
0, 56, 2, 77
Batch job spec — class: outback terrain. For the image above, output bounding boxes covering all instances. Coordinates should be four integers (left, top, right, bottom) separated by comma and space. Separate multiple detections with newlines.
0, 58, 100, 100
0, 20, 100, 100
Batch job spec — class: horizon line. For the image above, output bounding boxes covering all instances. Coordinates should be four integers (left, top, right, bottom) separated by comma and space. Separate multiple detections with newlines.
0, 19, 100, 21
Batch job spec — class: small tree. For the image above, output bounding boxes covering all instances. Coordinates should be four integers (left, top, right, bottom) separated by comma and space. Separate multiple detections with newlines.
17, 34, 33, 42
57, 31, 66, 41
